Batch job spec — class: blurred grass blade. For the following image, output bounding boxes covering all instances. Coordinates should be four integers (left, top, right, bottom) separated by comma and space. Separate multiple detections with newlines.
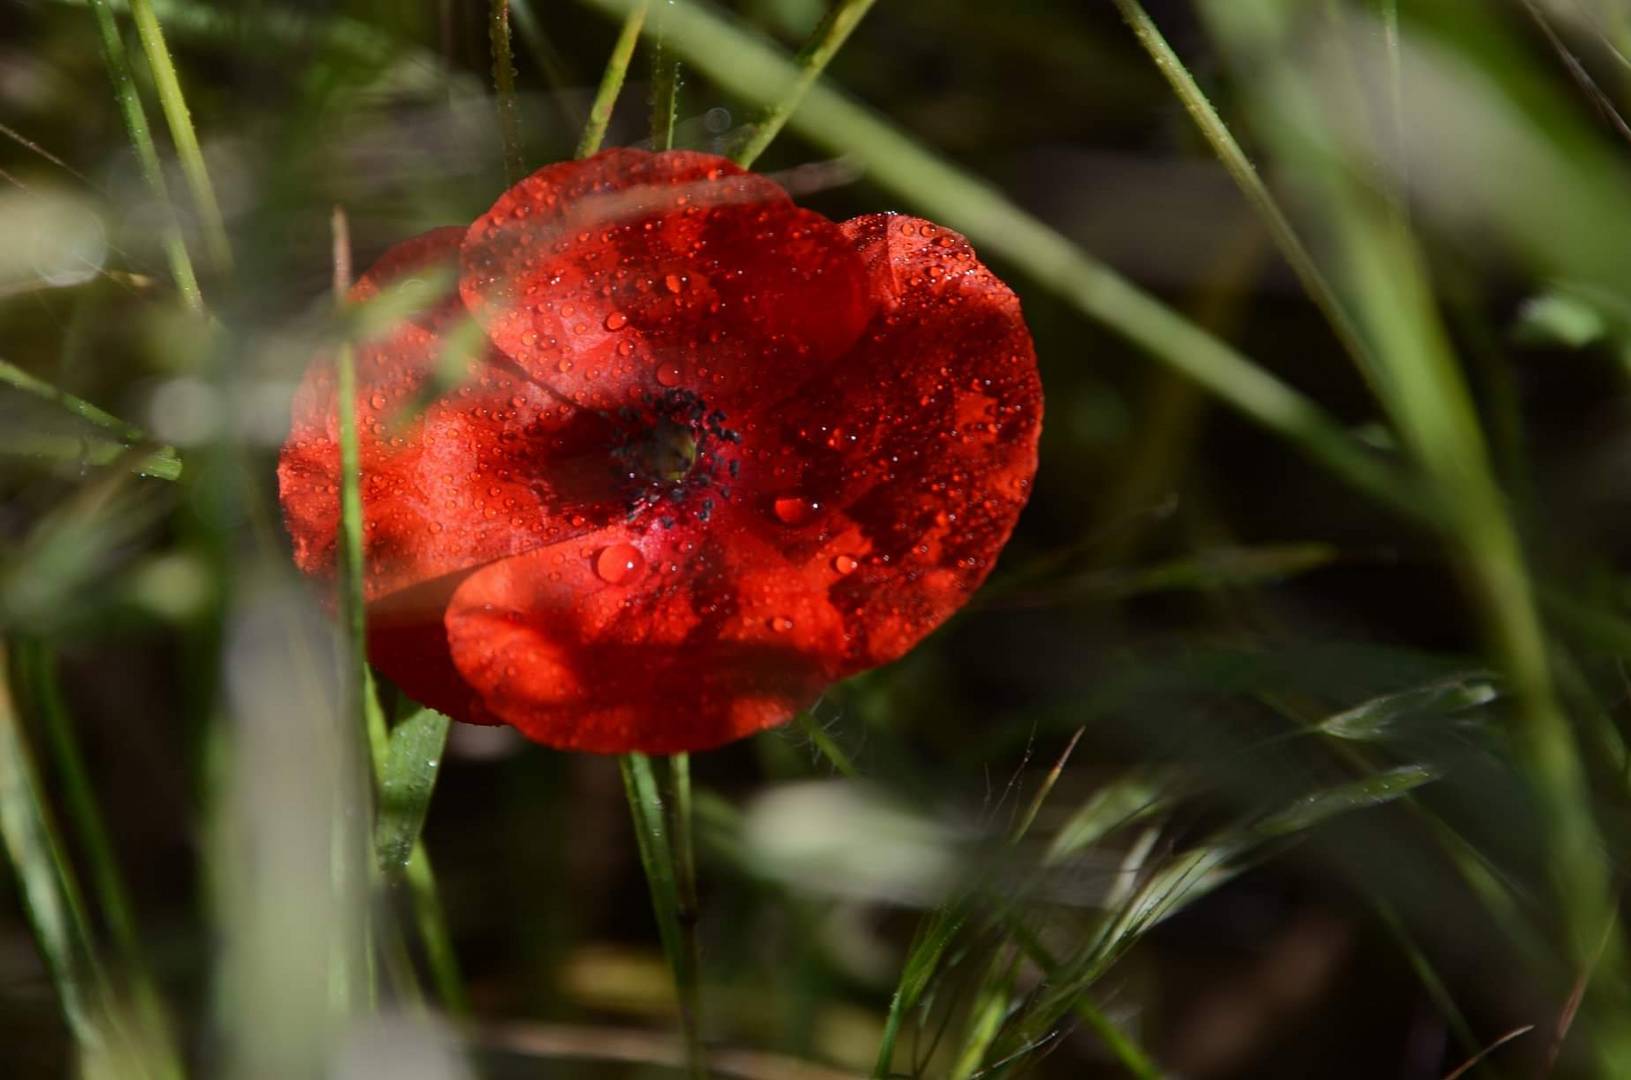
127, 0, 231, 271
0, 641, 105, 1048
490, 0, 525, 182
1194, 7, 1631, 1058
575, 0, 1424, 520
731, 0, 878, 168
619, 752, 704, 1079
1045, 770, 1166, 864
12, 640, 182, 1076
873, 904, 965, 1078
374, 706, 451, 870
1317, 673, 1499, 740
577, 1, 648, 158
1110, 0, 1375, 389
83, 0, 201, 309
0, 357, 150, 444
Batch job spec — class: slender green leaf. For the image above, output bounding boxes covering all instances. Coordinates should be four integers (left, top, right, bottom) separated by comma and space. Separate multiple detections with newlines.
374, 707, 451, 871
128, 0, 232, 271
490, 0, 525, 182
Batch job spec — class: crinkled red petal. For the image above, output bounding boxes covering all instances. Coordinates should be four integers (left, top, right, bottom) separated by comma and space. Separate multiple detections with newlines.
735, 213, 1043, 672
441, 504, 846, 753
460, 148, 873, 417
277, 227, 619, 605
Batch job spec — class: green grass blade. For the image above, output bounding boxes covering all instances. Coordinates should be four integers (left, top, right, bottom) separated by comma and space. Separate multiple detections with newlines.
1109, 0, 1376, 390
490, 0, 525, 183
731, 0, 878, 168
83, 0, 201, 309
374, 706, 451, 871
577, 2, 647, 158
12, 639, 182, 1078
575, 0, 1424, 520
0, 357, 149, 443
649, 5, 679, 150
0, 641, 105, 1048
619, 752, 704, 1079
127, 0, 231, 272
405, 842, 469, 1015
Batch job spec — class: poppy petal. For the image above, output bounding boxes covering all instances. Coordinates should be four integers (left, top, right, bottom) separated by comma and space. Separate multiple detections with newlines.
743, 213, 1043, 671
460, 148, 873, 416
278, 227, 622, 604
440, 505, 846, 753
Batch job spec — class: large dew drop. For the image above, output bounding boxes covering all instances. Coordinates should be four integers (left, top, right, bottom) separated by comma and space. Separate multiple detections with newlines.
595, 543, 644, 584
772, 495, 821, 526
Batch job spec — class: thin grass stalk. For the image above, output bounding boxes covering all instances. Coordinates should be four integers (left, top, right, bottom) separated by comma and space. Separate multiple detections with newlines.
13, 640, 180, 1069
0, 640, 105, 1048
406, 842, 470, 1015
490, 0, 525, 183
577, 1, 647, 158
574, 0, 1425, 522
1109, 0, 1376, 394
83, 0, 201, 310
619, 753, 704, 1079
649, 8, 679, 150
731, 0, 878, 168
127, 0, 231, 272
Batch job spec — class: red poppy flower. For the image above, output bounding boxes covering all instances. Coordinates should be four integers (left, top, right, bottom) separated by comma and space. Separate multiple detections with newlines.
279, 148, 1041, 753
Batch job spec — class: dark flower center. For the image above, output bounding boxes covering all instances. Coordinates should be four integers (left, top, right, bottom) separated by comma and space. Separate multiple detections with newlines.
612, 388, 741, 528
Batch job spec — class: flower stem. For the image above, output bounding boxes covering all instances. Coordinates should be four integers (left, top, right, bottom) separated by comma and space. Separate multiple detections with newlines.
489, 0, 526, 183
731, 0, 878, 169
127, 0, 232, 273
577, 1, 648, 158
618, 752, 705, 1079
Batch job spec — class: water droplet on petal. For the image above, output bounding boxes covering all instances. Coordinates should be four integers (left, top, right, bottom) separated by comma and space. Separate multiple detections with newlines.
665, 273, 683, 294
595, 543, 644, 584
769, 615, 794, 633
832, 554, 858, 575
656, 362, 682, 387
604, 311, 628, 331
369, 392, 386, 410
772, 495, 821, 525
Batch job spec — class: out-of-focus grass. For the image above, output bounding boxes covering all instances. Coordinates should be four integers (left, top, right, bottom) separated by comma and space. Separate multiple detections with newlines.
9, 1, 1631, 1077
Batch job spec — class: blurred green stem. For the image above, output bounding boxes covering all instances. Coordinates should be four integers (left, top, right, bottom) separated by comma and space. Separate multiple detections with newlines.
127, 0, 231, 272
577, 1, 647, 158
490, 0, 525, 183
619, 753, 704, 1080
406, 842, 469, 1015
731, 0, 878, 168
83, 0, 201, 309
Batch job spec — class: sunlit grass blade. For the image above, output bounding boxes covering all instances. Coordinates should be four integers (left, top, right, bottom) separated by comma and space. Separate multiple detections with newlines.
731, 0, 878, 168
127, 0, 231, 272
577, 1, 648, 158
83, 0, 201, 309
1109, 0, 1376, 390
575, 0, 1425, 521
619, 752, 704, 1079
490, 0, 525, 182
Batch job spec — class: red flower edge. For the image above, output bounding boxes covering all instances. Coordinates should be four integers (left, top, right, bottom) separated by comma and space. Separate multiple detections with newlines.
278, 149, 1042, 753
